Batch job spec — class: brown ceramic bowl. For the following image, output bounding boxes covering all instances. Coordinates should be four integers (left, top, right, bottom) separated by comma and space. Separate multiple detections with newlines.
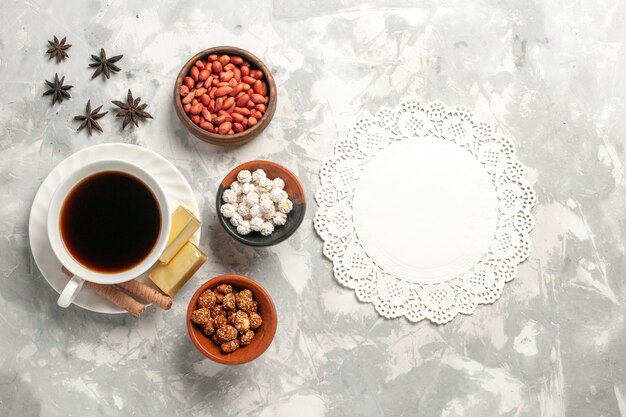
186, 274, 277, 365
174, 46, 277, 147
216, 160, 307, 246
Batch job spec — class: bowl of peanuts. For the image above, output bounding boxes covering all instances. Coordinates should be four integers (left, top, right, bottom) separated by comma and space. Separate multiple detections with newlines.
186, 274, 277, 365
174, 46, 277, 147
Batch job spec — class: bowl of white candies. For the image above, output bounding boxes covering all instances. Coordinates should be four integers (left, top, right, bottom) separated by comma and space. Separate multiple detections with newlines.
216, 160, 306, 246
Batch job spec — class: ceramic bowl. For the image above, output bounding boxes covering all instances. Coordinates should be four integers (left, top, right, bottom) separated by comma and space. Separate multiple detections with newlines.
186, 274, 277, 365
174, 46, 277, 147
216, 160, 306, 247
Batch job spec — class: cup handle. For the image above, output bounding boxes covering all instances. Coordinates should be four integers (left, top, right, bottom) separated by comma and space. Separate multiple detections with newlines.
57, 267, 84, 308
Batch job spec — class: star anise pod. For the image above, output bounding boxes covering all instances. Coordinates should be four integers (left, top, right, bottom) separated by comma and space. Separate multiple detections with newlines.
111, 89, 153, 129
43, 73, 73, 105
46, 36, 72, 62
89, 48, 123, 79
74, 100, 108, 136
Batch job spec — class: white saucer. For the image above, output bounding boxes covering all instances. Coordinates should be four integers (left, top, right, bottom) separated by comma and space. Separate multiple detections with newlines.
28, 143, 201, 314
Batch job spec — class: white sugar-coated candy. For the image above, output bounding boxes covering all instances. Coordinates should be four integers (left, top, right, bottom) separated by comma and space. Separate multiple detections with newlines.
249, 216, 264, 232
260, 193, 273, 204
257, 177, 273, 193
273, 212, 287, 226
245, 192, 260, 206
241, 182, 255, 195
273, 178, 285, 190
263, 208, 276, 220
260, 198, 274, 214
252, 169, 267, 183
229, 213, 244, 227
278, 199, 293, 214
230, 181, 243, 195
222, 189, 237, 204
237, 220, 252, 235
270, 188, 288, 203
220, 203, 237, 218
237, 170, 252, 183
259, 221, 275, 236
249, 204, 262, 218
237, 202, 251, 218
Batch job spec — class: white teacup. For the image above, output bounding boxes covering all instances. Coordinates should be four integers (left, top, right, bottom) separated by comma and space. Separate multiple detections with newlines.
47, 160, 171, 308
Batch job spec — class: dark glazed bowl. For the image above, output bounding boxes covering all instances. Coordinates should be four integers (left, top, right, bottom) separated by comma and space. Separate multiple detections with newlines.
186, 274, 277, 365
174, 46, 277, 147
216, 160, 306, 247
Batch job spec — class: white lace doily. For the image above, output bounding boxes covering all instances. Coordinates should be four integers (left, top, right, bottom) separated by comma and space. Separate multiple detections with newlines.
314, 100, 536, 324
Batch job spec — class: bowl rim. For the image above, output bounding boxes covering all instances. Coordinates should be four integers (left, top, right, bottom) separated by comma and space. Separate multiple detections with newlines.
186, 274, 277, 365
215, 160, 307, 247
173, 46, 277, 146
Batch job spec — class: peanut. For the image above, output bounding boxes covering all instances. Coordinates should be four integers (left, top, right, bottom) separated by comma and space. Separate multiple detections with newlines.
222, 97, 235, 110
218, 121, 232, 134
229, 84, 243, 97
236, 94, 250, 107
212, 61, 223, 74
221, 71, 234, 82
242, 76, 256, 85
218, 55, 230, 66
253, 80, 266, 95
250, 94, 265, 104
189, 103, 202, 115
230, 55, 244, 65
232, 112, 245, 123
233, 106, 250, 116
215, 86, 232, 97
199, 69, 210, 81
181, 91, 195, 104
199, 121, 214, 131
212, 114, 226, 125
190, 66, 200, 82
215, 97, 224, 112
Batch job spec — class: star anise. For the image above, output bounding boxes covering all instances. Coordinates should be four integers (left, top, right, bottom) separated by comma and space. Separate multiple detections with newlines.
89, 48, 123, 79
74, 100, 108, 136
46, 36, 72, 62
43, 73, 73, 105
111, 89, 153, 129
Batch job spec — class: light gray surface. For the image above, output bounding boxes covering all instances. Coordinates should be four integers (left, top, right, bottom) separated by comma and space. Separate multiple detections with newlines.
1, 0, 625, 416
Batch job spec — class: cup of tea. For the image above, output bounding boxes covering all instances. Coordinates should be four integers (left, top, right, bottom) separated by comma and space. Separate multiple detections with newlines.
47, 160, 171, 308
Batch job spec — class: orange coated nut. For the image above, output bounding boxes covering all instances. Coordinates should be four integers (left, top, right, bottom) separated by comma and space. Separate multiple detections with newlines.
191, 308, 212, 325
220, 339, 240, 353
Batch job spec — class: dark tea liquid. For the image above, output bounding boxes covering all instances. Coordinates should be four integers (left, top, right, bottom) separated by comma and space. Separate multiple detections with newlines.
60, 171, 161, 273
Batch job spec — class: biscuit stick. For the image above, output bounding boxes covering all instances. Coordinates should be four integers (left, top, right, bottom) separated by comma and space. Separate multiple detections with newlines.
84, 281, 146, 318
116, 279, 172, 310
